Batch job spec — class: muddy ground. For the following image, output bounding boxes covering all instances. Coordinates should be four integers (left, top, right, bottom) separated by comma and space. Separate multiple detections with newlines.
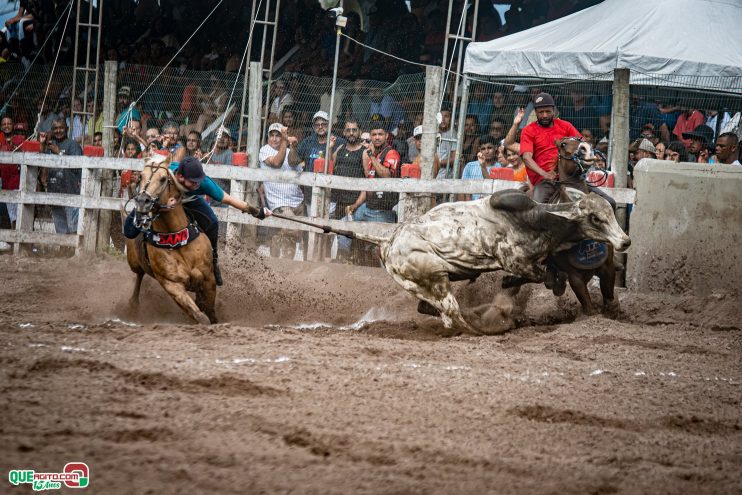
0, 250, 740, 494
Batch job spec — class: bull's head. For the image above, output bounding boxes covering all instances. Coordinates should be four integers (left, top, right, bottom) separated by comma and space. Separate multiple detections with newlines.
132, 154, 176, 230
548, 193, 631, 252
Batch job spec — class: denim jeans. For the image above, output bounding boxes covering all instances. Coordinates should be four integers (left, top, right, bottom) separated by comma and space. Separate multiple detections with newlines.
51, 207, 79, 234
123, 196, 219, 242
352, 203, 397, 223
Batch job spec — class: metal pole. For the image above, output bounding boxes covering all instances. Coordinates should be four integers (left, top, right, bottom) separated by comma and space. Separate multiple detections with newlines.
451, 74, 470, 186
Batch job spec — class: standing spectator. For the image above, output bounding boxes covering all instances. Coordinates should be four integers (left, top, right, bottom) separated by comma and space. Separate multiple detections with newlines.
466, 83, 492, 134
505, 148, 529, 183
559, 90, 598, 136
353, 118, 400, 223
460, 136, 499, 201
0, 116, 20, 243
67, 97, 85, 143
681, 125, 714, 163
488, 119, 507, 143
160, 121, 186, 162
39, 119, 82, 235
672, 109, 705, 149
294, 110, 344, 210
280, 106, 304, 142
295, 110, 344, 172
259, 123, 303, 259
713, 132, 740, 165
434, 106, 457, 179
185, 131, 203, 158
665, 141, 689, 163
267, 80, 294, 122
210, 127, 233, 165
84, 99, 103, 142
705, 111, 731, 139
331, 119, 367, 219
520, 92, 581, 203
115, 87, 141, 132
460, 115, 481, 164
368, 86, 405, 133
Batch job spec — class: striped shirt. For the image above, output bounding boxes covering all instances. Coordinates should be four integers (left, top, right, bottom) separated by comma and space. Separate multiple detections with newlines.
259, 144, 304, 210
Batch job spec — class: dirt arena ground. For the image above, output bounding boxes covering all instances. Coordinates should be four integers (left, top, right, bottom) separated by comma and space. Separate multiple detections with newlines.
0, 248, 740, 494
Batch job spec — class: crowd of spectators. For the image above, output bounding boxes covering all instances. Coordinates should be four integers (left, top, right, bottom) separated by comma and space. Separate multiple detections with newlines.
2, 1, 604, 81
1, 0, 740, 259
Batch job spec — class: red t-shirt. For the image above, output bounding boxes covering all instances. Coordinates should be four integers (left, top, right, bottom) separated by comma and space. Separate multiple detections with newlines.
0, 133, 20, 190
520, 119, 581, 186
367, 146, 401, 178
672, 111, 705, 148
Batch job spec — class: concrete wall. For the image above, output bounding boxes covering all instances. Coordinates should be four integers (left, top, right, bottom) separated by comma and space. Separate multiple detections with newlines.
627, 159, 742, 295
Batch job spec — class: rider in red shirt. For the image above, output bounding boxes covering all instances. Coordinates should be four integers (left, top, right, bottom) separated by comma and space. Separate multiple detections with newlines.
520, 92, 581, 203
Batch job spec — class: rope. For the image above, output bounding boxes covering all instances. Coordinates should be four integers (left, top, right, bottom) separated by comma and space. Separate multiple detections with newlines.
339, 32, 615, 90
8, 0, 75, 152
0, 0, 75, 118
205, 0, 264, 164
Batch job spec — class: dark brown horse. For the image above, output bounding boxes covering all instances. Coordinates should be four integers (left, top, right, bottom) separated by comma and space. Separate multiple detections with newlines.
549, 137, 620, 316
505, 137, 621, 316
125, 155, 217, 324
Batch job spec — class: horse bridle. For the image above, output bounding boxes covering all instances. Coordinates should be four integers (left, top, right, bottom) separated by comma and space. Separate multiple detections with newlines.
558, 137, 593, 176
132, 163, 181, 230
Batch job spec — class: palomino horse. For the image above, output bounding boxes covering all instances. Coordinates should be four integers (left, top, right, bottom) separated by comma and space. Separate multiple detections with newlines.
125, 154, 217, 324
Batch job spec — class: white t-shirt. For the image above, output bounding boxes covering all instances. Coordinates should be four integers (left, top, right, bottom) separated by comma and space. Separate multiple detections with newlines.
259, 144, 304, 210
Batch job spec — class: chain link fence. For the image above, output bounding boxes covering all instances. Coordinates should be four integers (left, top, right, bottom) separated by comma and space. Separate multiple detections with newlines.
3, 61, 741, 263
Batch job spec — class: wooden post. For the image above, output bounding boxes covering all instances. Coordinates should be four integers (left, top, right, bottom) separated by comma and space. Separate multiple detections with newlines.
401, 65, 442, 221
77, 164, 101, 255
96, 60, 117, 253
13, 154, 39, 256
239, 61, 263, 247
608, 67, 630, 285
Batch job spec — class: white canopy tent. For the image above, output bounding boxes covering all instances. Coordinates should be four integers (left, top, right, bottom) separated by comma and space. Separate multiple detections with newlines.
463, 0, 742, 93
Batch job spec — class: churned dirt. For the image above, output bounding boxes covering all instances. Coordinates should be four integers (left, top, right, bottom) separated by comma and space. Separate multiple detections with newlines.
0, 250, 740, 494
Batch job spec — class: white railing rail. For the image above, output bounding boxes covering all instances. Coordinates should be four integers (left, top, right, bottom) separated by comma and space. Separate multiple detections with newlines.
0, 152, 636, 255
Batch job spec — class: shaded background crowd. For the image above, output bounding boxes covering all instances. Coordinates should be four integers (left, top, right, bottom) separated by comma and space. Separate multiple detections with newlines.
0, 0, 740, 259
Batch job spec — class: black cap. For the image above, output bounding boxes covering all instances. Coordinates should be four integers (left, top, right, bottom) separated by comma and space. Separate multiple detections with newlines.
533, 92, 555, 109
176, 156, 205, 185
369, 113, 385, 130
682, 124, 715, 144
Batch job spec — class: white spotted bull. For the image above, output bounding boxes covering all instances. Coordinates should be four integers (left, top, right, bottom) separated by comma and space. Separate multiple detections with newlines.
327, 189, 630, 334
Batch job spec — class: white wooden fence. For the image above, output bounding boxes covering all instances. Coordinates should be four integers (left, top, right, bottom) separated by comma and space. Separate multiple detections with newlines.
0, 152, 636, 257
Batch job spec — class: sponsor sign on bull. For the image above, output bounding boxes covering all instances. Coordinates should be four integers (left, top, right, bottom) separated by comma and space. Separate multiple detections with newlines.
8, 462, 89, 491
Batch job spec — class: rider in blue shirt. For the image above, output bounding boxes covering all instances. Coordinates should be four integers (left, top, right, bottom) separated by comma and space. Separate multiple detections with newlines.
124, 156, 266, 285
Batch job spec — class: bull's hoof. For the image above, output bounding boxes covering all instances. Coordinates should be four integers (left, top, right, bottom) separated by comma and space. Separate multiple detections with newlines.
417, 300, 441, 317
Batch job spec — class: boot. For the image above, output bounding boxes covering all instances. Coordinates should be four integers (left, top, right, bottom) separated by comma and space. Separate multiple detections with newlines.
213, 250, 223, 286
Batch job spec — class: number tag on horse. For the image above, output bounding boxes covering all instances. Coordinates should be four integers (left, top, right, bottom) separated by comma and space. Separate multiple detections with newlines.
145, 223, 201, 250
567, 239, 608, 270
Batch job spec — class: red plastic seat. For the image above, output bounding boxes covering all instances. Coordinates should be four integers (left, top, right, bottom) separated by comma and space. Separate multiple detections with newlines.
401, 163, 421, 178
488, 167, 515, 181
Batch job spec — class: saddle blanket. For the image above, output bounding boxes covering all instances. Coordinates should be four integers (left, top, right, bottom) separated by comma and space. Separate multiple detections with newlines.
567, 239, 609, 270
